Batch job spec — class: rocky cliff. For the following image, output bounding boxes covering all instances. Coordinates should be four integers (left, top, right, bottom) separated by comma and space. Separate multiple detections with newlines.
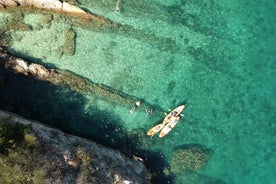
0, 110, 151, 184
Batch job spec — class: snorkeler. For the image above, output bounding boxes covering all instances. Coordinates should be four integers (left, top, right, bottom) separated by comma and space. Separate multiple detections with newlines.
129, 101, 141, 113
115, 0, 120, 12
146, 109, 153, 116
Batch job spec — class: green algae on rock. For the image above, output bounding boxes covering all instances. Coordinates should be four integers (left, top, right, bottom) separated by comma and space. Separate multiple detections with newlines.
0, 116, 46, 183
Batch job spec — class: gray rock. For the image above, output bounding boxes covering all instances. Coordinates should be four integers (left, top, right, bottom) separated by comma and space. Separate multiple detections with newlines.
0, 0, 89, 17
0, 0, 18, 6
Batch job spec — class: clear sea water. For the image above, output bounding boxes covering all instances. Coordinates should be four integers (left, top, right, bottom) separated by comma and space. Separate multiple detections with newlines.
1, 0, 275, 183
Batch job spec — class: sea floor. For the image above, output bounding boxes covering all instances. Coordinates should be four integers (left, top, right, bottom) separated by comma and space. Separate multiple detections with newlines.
0, 0, 276, 183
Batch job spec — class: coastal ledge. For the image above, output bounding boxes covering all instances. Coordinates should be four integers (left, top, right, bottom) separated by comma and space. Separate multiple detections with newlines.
0, 110, 152, 183
0, 0, 111, 23
0, 0, 86, 14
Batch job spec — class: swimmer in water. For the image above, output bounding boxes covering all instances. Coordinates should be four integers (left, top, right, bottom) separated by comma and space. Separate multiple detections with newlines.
130, 101, 141, 113
146, 109, 153, 116
115, 0, 120, 12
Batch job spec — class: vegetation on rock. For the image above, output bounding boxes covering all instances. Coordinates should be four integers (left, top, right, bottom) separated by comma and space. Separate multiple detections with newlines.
76, 146, 94, 183
0, 111, 151, 184
0, 118, 45, 184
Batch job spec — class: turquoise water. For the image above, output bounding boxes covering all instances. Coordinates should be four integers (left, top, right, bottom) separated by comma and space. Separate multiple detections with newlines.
1, 0, 276, 183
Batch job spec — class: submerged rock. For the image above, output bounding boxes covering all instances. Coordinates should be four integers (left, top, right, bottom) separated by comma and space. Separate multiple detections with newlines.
59, 28, 76, 56
0, 110, 152, 184
170, 144, 212, 173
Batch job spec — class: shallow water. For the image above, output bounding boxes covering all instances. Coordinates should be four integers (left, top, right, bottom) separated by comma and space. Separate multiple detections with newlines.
1, 0, 276, 183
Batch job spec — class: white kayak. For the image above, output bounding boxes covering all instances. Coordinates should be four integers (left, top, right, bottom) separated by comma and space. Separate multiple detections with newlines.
147, 105, 185, 137
159, 115, 182, 138
147, 123, 165, 137
161, 105, 185, 125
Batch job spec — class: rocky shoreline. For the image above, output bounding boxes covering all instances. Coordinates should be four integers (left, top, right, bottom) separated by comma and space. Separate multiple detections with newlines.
0, 0, 106, 22
0, 110, 151, 184
0, 43, 154, 183
0, 44, 154, 183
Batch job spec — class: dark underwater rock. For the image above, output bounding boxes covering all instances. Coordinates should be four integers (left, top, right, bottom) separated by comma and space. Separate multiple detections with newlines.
0, 75, 4, 87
